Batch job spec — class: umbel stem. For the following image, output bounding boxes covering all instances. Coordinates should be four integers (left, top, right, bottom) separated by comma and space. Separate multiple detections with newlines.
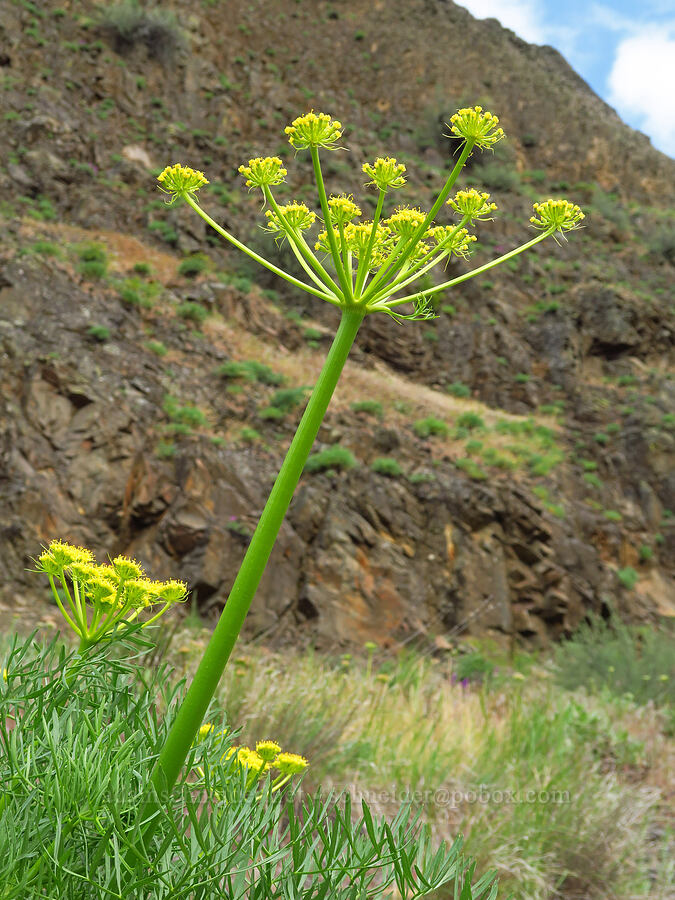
136, 306, 364, 832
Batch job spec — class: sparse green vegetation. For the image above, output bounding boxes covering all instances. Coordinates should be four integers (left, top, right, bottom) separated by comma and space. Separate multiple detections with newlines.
178, 255, 209, 277
86, 325, 110, 342
350, 400, 384, 418
447, 382, 470, 398
413, 417, 448, 438
456, 412, 484, 431
177, 301, 208, 324
95, 0, 185, 61
239, 426, 261, 443
217, 360, 285, 386
146, 340, 168, 356
76, 242, 108, 280
163, 394, 207, 429
305, 446, 356, 473
370, 457, 403, 477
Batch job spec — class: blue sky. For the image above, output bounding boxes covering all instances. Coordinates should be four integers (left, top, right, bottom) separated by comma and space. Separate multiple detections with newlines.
456, 1, 675, 159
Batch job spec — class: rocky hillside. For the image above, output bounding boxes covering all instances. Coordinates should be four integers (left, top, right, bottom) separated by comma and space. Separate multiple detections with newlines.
1, 0, 673, 649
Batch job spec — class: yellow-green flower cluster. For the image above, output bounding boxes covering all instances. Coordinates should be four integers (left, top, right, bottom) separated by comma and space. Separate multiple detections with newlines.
327, 194, 361, 227
264, 202, 316, 235
530, 199, 585, 233
157, 164, 209, 203
426, 225, 477, 259
447, 189, 497, 223
362, 157, 406, 191
448, 106, 505, 150
36, 540, 187, 647
385, 206, 427, 239
316, 221, 393, 271
285, 111, 343, 150
238, 157, 287, 189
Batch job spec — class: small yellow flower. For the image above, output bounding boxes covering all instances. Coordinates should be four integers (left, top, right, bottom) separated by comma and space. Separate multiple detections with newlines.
2, 668, 7, 682
447, 107, 505, 150
238, 157, 287, 189
274, 752, 309, 775
89, 576, 117, 605
112, 555, 145, 581
385, 206, 427, 239
314, 226, 340, 255
46, 540, 94, 569
264, 202, 316, 235
362, 157, 406, 191
68, 562, 98, 584
237, 747, 266, 772
345, 222, 393, 270
157, 164, 209, 203
256, 740, 281, 762
157, 579, 188, 603
199, 724, 214, 739
530, 199, 585, 234
447, 189, 497, 223
327, 194, 361, 227
426, 225, 477, 258
285, 111, 343, 150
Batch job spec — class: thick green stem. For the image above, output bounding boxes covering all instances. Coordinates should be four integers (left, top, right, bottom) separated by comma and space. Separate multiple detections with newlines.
134, 307, 364, 839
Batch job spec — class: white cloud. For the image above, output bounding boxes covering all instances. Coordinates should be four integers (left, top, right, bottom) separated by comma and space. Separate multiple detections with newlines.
456, 0, 547, 45
607, 26, 675, 156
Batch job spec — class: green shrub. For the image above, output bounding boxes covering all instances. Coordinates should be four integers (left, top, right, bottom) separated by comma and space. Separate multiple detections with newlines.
471, 161, 521, 192
454, 650, 495, 685
148, 219, 179, 245
178, 255, 209, 277
616, 567, 638, 589
259, 406, 285, 421
447, 382, 470, 398
239, 426, 260, 443
163, 395, 207, 428
95, 0, 185, 61
133, 261, 152, 275
305, 446, 356, 473
87, 324, 110, 342
555, 612, 674, 707
350, 400, 383, 418
269, 386, 308, 412
454, 458, 488, 480
583, 473, 603, 489
456, 412, 484, 431
146, 340, 168, 356
216, 360, 284, 385
177, 301, 208, 324
413, 417, 448, 438
370, 457, 403, 477
29, 239, 60, 256
603, 509, 622, 522
155, 439, 177, 458
117, 276, 159, 308
638, 544, 653, 562
77, 242, 107, 279
408, 471, 435, 484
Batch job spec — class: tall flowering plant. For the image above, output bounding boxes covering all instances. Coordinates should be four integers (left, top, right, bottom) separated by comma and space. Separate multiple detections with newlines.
151, 107, 583, 805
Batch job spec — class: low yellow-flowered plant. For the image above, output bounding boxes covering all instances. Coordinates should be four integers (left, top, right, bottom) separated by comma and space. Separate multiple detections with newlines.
35, 540, 187, 651
196, 728, 308, 793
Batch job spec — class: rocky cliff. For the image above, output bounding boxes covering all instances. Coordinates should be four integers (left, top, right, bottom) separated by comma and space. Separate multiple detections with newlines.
1, 0, 673, 648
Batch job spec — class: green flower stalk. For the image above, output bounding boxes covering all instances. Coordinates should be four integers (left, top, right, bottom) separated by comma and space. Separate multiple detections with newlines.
140, 106, 583, 827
